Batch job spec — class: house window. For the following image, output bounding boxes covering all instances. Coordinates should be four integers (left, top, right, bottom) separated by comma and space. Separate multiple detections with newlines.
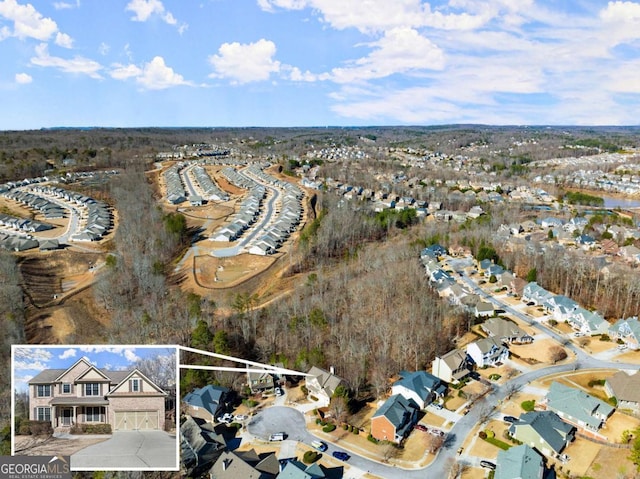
131, 378, 141, 392
85, 407, 101, 422
84, 383, 100, 396
36, 385, 51, 397
62, 383, 71, 394
36, 407, 51, 422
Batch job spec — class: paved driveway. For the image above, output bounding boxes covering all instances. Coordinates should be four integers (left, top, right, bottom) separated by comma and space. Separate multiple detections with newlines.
71, 431, 177, 470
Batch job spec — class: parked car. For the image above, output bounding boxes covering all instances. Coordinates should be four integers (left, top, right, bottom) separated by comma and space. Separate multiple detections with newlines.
503, 415, 518, 423
269, 432, 286, 441
217, 413, 233, 424
414, 424, 428, 432
234, 414, 248, 422
311, 440, 328, 452
431, 403, 443, 410
429, 428, 445, 437
332, 451, 350, 461
480, 460, 496, 470
275, 387, 283, 396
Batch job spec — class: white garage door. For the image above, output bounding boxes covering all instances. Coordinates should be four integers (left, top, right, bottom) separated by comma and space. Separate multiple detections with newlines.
114, 411, 159, 430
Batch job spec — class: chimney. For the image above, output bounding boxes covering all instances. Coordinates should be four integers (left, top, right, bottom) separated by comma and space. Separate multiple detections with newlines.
329, 366, 335, 375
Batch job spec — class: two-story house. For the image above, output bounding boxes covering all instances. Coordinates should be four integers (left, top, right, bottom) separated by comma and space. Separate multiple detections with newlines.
370, 394, 419, 444
305, 366, 345, 407
391, 370, 447, 409
466, 337, 509, 368
28, 357, 167, 431
543, 382, 614, 432
431, 349, 471, 384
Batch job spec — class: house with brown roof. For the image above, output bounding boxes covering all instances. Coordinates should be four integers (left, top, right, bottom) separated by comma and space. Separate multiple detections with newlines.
481, 317, 533, 344
29, 357, 167, 431
431, 349, 471, 384
305, 366, 345, 407
605, 371, 640, 413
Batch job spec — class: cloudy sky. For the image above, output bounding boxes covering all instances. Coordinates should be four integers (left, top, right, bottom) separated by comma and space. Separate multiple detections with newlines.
1, 0, 639, 129
12, 345, 176, 391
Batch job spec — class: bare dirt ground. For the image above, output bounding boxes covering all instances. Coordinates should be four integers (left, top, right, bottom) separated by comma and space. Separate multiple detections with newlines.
194, 253, 277, 288
584, 446, 637, 478
509, 338, 573, 365
14, 434, 108, 456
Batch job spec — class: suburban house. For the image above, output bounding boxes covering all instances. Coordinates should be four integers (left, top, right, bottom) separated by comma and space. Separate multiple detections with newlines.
466, 337, 509, 368
28, 357, 167, 431
609, 317, 640, 350
180, 415, 226, 477
209, 449, 279, 479
183, 385, 231, 423
279, 459, 334, 479
431, 349, 471, 384
391, 370, 447, 409
305, 366, 345, 407
567, 307, 609, 335
246, 370, 275, 394
481, 317, 533, 344
522, 282, 553, 306
543, 382, 614, 432
542, 295, 578, 321
605, 371, 640, 413
370, 394, 419, 444
495, 444, 546, 479
508, 411, 575, 457
475, 301, 495, 318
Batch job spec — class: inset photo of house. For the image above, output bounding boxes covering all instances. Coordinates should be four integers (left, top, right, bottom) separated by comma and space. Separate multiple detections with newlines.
12, 344, 178, 471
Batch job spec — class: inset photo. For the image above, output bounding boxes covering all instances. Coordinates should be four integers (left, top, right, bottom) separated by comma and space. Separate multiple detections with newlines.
12, 344, 178, 471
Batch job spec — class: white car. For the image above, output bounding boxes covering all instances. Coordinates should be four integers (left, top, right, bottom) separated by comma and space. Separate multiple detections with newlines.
234, 414, 248, 421
217, 413, 234, 424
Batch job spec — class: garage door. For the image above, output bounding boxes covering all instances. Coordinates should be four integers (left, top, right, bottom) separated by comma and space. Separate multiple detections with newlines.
114, 411, 159, 430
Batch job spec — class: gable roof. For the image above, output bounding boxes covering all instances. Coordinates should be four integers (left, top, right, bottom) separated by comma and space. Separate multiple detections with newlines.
609, 317, 640, 340
106, 368, 167, 396
436, 349, 468, 370
606, 371, 640, 404
209, 450, 262, 479
28, 357, 134, 385
546, 382, 614, 429
373, 394, 419, 438
393, 370, 447, 401
183, 385, 230, 415
307, 366, 344, 396
511, 411, 574, 454
482, 317, 531, 340
495, 444, 544, 479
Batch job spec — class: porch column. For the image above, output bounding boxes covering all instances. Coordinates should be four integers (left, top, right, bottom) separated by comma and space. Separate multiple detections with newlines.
73, 406, 78, 425
51, 405, 56, 428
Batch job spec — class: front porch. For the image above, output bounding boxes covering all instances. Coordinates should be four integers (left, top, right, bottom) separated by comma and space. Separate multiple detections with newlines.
49, 397, 109, 429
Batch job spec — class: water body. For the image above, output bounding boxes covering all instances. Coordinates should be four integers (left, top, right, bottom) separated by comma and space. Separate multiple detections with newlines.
601, 196, 640, 209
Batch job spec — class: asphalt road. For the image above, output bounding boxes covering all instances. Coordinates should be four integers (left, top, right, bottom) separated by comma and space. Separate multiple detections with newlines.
244, 266, 640, 479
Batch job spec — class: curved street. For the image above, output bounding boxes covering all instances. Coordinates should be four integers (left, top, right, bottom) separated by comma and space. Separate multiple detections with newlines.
244, 267, 640, 478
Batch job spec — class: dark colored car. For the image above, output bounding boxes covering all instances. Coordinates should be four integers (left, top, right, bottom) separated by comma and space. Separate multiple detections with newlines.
332, 451, 350, 461
480, 460, 496, 470
414, 424, 428, 432
503, 415, 518, 423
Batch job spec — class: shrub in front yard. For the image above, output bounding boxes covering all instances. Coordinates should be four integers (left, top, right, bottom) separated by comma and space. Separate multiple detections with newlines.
367, 434, 379, 444
70, 423, 112, 434
303, 450, 320, 463
521, 400, 535, 412
18, 421, 53, 436
322, 424, 336, 433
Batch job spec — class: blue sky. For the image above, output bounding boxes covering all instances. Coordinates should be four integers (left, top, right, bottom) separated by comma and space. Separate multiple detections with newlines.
1, 0, 640, 129
12, 345, 176, 391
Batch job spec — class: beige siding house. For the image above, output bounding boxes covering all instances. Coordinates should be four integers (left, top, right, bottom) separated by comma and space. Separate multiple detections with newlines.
29, 357, 167, 431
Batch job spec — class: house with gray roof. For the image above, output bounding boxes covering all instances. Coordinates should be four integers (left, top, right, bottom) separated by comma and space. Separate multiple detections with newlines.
391, 370, 447, 409
542, 295, 578, 321
605, 371, 640, 413
495, 444, 547, 479
522, 282, 553, 306
509, 411, 575, 457
543, 382, 614, 432
567, 307, 609, 335
481, 317, 533, 344
305, 366, 345, 407
370, 394, 419, 444
475, 301, 495, 318
431, 349, 471, 384
209, 449, 277, 479
180, 415, 226, 477
183, 385, 231, 423
609, 316, 640, 350
466, 337, 509, 368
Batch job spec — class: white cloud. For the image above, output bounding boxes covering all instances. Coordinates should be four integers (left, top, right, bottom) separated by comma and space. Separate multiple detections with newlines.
110, 63, 142, 79
209, 39, 281, 84
58, 348, 77, 359
30, 43, 102, 78
125, 0, 185, 29
98, 42, 109, 55
53, 0, 80, 10
124, 349, 140, 362
0, 0, 59, 41
54, 31, 73, 48
14, 72, 32, 83
14, 347, 52, 370
599, 1, 640, 44
110, 56, 190, 89
328, 28, 444, 84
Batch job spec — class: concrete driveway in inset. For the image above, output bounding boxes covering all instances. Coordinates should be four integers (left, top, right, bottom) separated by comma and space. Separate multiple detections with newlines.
71, 431, 177, 470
